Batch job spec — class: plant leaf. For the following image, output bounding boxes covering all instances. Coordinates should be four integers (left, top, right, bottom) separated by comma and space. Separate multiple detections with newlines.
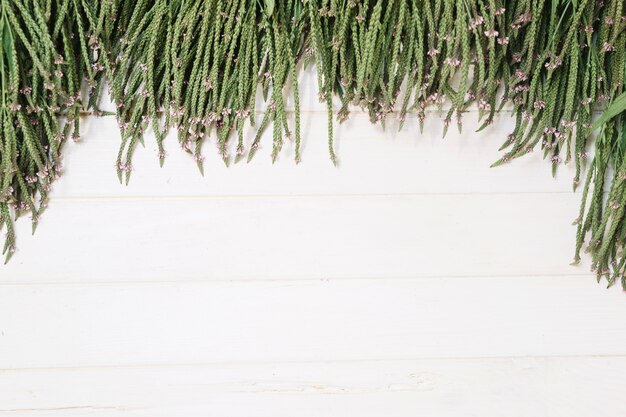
2, 20, 13, 74
592, 91, 626, 131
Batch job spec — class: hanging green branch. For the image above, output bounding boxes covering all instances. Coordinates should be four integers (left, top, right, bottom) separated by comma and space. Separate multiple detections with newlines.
1, 0, 626, 289
0, 0, 99, 262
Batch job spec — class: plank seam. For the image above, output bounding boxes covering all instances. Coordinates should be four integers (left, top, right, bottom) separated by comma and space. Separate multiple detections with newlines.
3, 353, 626, 372
0, 273, 600, 286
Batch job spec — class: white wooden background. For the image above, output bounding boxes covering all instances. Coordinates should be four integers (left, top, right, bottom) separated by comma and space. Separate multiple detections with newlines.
2, 71, 626, 416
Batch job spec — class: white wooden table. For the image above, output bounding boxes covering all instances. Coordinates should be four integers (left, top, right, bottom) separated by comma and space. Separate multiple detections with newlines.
1, 71, 625, 416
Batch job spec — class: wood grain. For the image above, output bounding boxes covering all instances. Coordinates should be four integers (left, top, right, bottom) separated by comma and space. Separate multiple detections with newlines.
4, 193, 592, 282
1, 357, 625, 417
0, 277, 624, 369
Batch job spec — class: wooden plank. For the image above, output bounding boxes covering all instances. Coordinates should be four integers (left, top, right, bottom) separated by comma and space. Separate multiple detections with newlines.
4, 194, 592, 282
1, 356, 625, 417
0, 277, 624, 369
55, 111, 578, 198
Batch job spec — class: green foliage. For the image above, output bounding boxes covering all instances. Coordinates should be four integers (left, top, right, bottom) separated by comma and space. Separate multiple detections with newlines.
593, 91, 626, 132
1, 0, 626, 288
0, 0, 99, 262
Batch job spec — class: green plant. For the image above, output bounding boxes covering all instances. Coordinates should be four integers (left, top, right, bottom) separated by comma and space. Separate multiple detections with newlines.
1, 1, 625, 288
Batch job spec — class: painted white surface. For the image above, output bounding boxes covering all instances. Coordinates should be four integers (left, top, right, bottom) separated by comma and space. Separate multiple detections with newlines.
1, 75, 625, 416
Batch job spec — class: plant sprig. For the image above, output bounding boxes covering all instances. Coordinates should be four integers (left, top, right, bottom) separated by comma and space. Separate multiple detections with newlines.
2, 1, 626, 289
